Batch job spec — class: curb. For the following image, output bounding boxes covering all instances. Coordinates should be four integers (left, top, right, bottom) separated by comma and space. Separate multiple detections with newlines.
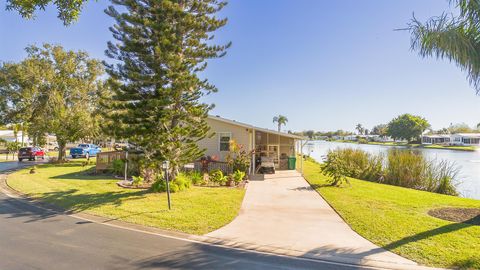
0, 166, 442, 270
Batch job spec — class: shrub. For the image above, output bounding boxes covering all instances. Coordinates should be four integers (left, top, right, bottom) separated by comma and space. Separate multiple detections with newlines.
111, 159, 125, 176
132, 175, 144, 186
209, 169, 227, 185
151, 178, 166, 192
150, 172, 192, 193
321, 151, 350, 186
232, 170, 246, 185
226, 140, 251, 173
188, 171, 205, 185
358, 138, 368, 144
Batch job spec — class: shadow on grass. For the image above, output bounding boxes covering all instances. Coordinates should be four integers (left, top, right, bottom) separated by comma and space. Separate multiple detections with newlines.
37, 188, 148, 213
49, 168, 114, 181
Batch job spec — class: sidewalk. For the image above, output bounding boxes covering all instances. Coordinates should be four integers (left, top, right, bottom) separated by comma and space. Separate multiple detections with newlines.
199, 170, 436, 270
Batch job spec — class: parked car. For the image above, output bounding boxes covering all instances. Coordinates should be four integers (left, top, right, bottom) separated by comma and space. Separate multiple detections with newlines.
18, 147, 45, 161
46, 142, 59, 151
70, 144, 101, 159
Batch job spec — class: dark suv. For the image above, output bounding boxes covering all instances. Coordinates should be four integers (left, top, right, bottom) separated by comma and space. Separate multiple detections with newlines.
18, 147, 45, 162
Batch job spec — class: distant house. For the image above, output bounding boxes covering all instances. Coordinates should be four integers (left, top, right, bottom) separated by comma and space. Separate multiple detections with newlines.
421, 134, 451, 145
0, 130, 29, 144
450, 133, 480, 146
421, 133, 480, 146
197, 115, 305, 172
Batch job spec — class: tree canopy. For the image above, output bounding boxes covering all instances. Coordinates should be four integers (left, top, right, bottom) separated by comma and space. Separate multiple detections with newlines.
387, 114, 430, 142
6, 0, 88, 25
371, 124, 388, 136
103, 0, 230, 178
273, 115, 288, 132
0, 44, 104, 160
408, 0, 480, 95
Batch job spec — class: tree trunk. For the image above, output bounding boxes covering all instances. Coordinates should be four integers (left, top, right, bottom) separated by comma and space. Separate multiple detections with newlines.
57, 140, 67, 162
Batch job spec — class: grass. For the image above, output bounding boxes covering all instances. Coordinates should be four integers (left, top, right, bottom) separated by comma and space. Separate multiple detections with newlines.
7, 160, 245, 235
303, 158, 480, 269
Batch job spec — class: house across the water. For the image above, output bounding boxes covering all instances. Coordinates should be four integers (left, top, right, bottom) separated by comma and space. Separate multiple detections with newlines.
421, 133, 480, 146
197, 115, 306, 173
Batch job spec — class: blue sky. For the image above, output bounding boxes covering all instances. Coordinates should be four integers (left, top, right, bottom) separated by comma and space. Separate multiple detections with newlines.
1, 0, 479, 132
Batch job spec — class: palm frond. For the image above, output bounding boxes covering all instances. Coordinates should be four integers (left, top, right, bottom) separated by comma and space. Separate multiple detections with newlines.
409, 8, 480, 94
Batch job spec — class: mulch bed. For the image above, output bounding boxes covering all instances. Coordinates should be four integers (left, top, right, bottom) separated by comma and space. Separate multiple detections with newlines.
116, 181, 151, 189
428, 208, 480, 225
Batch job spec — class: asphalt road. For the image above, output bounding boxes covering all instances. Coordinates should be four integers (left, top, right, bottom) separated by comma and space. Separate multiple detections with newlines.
0, 161, 366, 270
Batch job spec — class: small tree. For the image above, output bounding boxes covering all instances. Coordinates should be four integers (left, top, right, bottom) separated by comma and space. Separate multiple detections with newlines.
372, 124, 388, 136
273, 115, 288, 132
387, 114, 430, 143
355, 124, 364, 135
321, 150, 350, 186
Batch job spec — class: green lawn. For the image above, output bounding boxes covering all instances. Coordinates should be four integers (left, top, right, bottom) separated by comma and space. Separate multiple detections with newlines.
303, 158, 480, 269
7, 160, 245, 235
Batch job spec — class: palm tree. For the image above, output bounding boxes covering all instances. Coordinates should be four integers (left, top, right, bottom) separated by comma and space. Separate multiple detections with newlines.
355, 124, 364, 135
408, 0, 480, 95
273, 115, 288, 132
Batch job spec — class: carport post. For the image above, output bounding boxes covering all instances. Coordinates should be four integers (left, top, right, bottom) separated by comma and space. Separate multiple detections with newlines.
300, 140, 303, 175
251, 129, 256, 175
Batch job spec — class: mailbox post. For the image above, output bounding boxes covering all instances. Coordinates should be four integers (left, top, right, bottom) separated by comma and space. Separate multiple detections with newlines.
162, 161, 171, 210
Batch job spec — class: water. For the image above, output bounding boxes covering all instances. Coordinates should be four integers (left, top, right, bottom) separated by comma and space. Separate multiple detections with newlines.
305, 141, 480, 200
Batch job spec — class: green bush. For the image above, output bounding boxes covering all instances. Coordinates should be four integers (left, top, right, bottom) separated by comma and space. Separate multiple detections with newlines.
151, 178, 166, 192
150, 172, 192, 193
321, 151, 350, 186
111, 159, 125, 176
358, 138, 368, 144
188, 171, 205, 185
209, 169, 227, 185
132, 175, 144, 186
232, 170, 246, 185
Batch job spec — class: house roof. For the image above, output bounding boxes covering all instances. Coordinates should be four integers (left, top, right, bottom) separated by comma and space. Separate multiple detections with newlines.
454, 133, 480, 138
0, 130, 14, 137
208, 115, 306, 140
422, 134, 451, 138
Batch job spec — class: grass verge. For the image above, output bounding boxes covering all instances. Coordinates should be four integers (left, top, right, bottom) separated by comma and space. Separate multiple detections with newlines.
7, 160, 245, 235
303, 158, 480, 269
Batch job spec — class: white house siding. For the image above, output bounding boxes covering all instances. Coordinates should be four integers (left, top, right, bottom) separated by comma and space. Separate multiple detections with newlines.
197, 117, 251, 161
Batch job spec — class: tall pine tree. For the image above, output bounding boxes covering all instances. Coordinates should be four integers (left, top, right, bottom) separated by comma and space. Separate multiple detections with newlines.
104, 0, 230, 178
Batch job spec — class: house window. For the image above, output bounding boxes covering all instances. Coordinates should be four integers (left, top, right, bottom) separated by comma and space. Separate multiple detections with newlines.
218, 132, 232, 151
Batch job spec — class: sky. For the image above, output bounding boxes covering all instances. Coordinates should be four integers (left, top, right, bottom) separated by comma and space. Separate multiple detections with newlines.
1, 0, 479, 133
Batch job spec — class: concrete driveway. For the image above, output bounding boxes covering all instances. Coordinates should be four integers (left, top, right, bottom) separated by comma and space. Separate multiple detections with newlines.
205, 171, 428, 270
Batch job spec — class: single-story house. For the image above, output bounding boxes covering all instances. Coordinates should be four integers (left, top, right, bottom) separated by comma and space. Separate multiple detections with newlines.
421, 134, 451, 145
0, 130, 29, 144
197, 115, 306, 174
421, 133, 480, 146
450, 133, 480, 146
